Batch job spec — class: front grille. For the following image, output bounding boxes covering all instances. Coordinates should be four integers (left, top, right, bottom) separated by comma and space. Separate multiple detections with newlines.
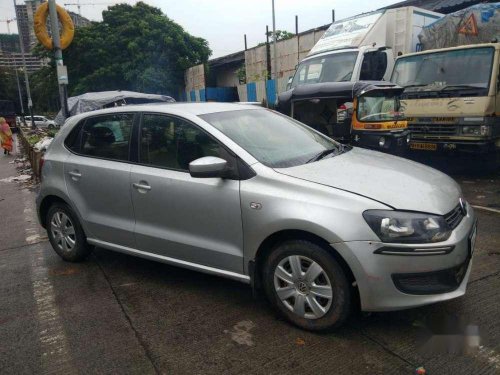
444, 204, 465, 230
392, 260, 469, 295
409, 123, 458, 138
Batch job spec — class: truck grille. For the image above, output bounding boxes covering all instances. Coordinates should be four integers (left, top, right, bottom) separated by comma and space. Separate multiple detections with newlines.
408, 123, 458, 138
444, 204, 465, 230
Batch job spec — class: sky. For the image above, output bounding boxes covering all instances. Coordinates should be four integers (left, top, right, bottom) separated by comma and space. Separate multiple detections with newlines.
0, 0, 398, 58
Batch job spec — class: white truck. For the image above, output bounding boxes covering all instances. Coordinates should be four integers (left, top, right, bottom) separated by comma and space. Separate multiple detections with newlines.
285, 7, 442, 90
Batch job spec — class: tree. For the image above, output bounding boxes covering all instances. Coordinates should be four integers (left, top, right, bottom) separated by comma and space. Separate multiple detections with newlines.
63, 2, 211, 97
267, 30, 295, 42
0, 66, 23, 113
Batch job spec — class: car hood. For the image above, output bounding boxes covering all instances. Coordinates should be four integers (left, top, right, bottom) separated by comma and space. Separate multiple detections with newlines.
275, 147, 461, 215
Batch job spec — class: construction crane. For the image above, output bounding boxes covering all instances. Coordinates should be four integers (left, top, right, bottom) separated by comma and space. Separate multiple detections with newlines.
63, 1, 113, 16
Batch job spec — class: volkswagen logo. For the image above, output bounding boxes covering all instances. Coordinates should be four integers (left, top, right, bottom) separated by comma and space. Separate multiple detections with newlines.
459, 198, 467, 216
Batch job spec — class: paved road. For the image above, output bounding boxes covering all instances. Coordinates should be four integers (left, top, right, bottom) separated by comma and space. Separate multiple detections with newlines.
1, 138, 499, 374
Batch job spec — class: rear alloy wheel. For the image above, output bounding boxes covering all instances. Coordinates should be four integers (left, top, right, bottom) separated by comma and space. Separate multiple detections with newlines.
46, 203, 92, 262
263, 240, 351, 331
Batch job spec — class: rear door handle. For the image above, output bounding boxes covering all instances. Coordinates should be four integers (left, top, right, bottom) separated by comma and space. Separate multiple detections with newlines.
133, 182, 151, 191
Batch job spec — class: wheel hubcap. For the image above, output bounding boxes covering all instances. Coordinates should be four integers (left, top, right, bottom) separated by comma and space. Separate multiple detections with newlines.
273, 255, 333, 320
50, 211, 76, 252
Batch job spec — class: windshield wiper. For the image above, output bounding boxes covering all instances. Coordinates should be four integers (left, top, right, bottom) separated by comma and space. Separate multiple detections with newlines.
306, 146, 343, 163
403, 83, 431, 89
439, 84, 485, 91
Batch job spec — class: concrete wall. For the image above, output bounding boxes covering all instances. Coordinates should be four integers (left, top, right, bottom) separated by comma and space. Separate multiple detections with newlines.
184, 64, 205, 92
182, 25, 328, 103
245, 28, 327, 84
245, 46, 268, 82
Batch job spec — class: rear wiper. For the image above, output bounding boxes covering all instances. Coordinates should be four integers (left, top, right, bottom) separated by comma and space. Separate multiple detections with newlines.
306, 147, 342, 163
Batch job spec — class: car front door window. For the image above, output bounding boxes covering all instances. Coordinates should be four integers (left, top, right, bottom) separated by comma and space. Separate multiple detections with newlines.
139, 114, 231, 171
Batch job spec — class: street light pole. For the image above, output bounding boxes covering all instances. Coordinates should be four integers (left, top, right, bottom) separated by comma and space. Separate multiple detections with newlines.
271, 0, 278, 102
13, 0, 35, 129
48, 0, 69, 119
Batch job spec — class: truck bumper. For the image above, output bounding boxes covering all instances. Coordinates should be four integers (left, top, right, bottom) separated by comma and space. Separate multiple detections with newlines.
409, 139, 496, 154
352, 130, 410, 154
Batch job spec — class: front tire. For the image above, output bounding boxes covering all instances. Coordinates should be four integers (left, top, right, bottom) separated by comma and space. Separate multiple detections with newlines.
46, 203, 92, 262
262, 240, 351, 331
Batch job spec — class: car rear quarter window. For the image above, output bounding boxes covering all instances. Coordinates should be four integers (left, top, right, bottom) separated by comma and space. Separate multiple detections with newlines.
80, 113, 134, 161
64, 121, 84, 153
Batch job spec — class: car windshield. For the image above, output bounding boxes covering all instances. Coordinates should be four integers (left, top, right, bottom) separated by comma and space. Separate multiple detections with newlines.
391, 47, 494, 91
357, 93, 402, 122
291, 52, 358, 88
200, 109, 345, 168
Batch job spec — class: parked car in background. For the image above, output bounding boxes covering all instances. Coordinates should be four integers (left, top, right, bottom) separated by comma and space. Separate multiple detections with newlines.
29, 115, 58, 129
37, 103, 476, 331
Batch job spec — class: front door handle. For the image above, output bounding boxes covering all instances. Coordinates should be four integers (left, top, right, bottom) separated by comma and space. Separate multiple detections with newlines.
68, 170, 82, 180
133, 182, 151, 192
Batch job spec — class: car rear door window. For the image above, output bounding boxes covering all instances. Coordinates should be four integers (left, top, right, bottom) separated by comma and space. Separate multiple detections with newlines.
139, 114, 228, 171
81, 113, 134, 161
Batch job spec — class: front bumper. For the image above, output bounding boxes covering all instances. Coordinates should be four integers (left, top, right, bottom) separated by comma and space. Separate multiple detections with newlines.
333, 205, 476, 311
352, 130, 410, 153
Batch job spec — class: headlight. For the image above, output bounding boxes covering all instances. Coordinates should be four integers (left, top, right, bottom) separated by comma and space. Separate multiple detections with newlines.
460, 125, 490, 136
461, 126, 480, 135
363, 210, 452, 243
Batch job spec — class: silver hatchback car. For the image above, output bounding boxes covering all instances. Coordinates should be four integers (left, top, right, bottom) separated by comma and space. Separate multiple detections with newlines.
37, 103, 477, 331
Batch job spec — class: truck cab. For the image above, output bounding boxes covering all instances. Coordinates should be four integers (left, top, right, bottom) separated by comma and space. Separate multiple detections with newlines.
285, 7, 441, 91
288, 46, 393, 90
392, 43, 500, 154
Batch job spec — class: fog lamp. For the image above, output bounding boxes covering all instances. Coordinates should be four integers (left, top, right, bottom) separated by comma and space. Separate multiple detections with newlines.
379, 137, 386, 147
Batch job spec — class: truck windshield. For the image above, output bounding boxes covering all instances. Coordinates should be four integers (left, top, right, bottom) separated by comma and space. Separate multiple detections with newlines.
291, 52, 358, 88
392, 47, 494, 91
357, 93, 402, 122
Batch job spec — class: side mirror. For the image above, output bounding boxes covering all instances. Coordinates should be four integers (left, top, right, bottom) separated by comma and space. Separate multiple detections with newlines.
189, 156, 227, 178
286, 76, 293, 91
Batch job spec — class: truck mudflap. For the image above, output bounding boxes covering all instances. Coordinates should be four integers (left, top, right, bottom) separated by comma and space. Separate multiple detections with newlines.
409, 140, 496, 154
352, 129, 410, 154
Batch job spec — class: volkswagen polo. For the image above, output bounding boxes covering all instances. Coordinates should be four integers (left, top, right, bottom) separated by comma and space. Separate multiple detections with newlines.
36, 103, 477, 331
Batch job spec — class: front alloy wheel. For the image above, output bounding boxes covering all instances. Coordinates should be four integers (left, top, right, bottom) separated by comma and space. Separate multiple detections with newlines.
274, 255, 333, 319
263, 240, 351, 331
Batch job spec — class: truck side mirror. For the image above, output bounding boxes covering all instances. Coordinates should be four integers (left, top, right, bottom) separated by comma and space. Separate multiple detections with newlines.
286, 76, 293, 91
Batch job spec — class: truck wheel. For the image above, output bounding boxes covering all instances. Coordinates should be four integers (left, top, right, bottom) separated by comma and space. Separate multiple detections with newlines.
46, 203, 92, 262
262, 240, 351, 331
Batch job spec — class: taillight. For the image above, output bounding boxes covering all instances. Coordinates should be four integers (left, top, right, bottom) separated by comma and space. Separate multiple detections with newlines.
338, 104, 347, 111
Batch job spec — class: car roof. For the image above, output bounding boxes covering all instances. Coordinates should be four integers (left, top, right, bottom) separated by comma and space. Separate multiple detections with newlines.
76, 102, 263, 118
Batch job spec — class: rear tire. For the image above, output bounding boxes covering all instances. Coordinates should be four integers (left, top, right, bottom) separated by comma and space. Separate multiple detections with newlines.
46, 203, 92, 262
262, 240, 351, 331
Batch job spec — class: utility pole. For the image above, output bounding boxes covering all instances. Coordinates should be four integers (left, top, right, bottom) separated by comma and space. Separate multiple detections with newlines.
48, 0, 69, 118
4, 17, 25, 122
271, 0, 278, 101
13, 0, 35, 129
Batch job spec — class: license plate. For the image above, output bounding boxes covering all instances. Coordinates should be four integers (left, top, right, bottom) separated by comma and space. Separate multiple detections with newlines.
410, 142, 437, 151
469, 224, 477, 257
